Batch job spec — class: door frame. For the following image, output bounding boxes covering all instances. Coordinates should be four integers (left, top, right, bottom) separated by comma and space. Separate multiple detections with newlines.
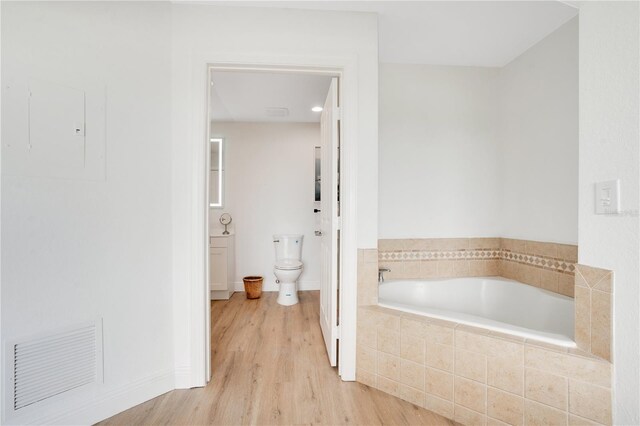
184, 53, 359, 386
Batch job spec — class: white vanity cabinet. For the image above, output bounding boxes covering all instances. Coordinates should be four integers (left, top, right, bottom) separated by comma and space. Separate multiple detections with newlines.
209, 234, 235, 300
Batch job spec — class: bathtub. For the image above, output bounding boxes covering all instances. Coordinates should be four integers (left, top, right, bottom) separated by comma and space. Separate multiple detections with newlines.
378, 277, 575, 347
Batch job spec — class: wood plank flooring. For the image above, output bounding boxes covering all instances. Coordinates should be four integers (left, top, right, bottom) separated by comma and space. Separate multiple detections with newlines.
99, 291, 454, 425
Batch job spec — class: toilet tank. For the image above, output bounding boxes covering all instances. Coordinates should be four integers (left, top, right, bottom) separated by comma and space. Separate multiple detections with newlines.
273, 234, 303, 261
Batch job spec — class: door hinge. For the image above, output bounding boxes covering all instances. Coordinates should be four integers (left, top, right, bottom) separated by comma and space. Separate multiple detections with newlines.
335, 106, 342, 121
334, 324, 340, 339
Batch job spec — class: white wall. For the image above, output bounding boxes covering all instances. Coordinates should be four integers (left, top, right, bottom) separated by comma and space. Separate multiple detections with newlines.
378, 63, 501, 238
210, 122, 321, 292
498, 17, 578, 244
379, 19, 578, 244
1, 2, 174, 424
578, 2, 640, 423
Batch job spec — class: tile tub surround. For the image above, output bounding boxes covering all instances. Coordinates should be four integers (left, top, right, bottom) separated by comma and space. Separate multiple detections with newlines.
574, 265, 613, 362
378, 238, 577, 297
356, 305, 613, 426
358, 249, 379, 306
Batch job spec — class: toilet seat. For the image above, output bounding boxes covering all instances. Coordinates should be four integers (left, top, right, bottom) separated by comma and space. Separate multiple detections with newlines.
274, 259, 303, 270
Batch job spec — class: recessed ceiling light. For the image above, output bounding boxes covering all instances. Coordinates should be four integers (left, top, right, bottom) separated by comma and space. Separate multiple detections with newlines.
311, 106, 323, 112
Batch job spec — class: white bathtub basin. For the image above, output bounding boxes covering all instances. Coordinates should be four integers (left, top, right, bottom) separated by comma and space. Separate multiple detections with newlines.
378, 277, 575, 347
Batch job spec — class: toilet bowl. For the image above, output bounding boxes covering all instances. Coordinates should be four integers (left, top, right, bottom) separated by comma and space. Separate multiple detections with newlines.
273, 235, 304, 306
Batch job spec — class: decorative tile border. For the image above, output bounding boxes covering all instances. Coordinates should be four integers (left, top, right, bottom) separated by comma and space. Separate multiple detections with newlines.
379, 249, 500, 262
377, 238, 578, 297
501, 250, 575, 275
379, 248, 575, 275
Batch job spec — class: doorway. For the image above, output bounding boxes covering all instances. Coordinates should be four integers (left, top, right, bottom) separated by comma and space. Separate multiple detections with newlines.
204, 65, 345, 381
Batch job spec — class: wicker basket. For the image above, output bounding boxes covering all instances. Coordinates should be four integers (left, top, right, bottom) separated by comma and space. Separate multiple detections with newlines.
243, 276, 263, 299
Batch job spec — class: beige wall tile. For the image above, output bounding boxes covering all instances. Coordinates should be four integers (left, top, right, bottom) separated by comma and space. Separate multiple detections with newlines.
525, 368, 568, 410
403, 261, 421, 279
487, 387, 524, 426
357, 324, 376, 348
455, 404, 487, 426
557, 244, 578, 262
456, 329, 490, 353
558, 274, 575, 297
500, 261, 517, 281
590, 290, 611, 361
487, 417, 511, 426
539, 270, 560, 293
398, 383, 425, 406
569, 380, 611, 425
592, 272, 612, 293
378, 239, 404, 251
357, 345, 377, 373
355, 369, 376, 388
457, 329, 523, 358
424, 322, 456, 346
377, 351, 401, 381
437, 260, 455, 277
524, 400, 568, 426
575, 270, 589, 288
470, 260, 500, 277
376, 376, 401, 398
456, 349, 487, 383
424, 394, 454, 419
520, 265, 542, 287
574, 285, 591, 352
401, 333, 425, 364
488, 355, 524, 396
455, 376, 487, 413
575, 265, 610, 289
377, 327, 401, 355
524, 346, 610, 387
525, 241, 558, 258
425, 366, 454, 401
426, 342, 454, 372
469, 238, 501, 249
370, 307, 401, 330
501, 238, 526, 253
403, 239, 430, 251
357, 261, 378, 306
568, 414, 601, 426
363, 248, 378, 263
434, 238, 470, 251
453, 260, 471, 277
419, 261, 438, 278
401, 317, 428, 339
400, 359, 425, 391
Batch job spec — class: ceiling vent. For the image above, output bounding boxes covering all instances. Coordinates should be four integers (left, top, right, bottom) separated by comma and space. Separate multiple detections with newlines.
265, 107, 289, 118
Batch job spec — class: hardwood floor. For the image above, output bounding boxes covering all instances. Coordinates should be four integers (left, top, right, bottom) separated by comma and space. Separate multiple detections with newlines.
99, 291, 454, 425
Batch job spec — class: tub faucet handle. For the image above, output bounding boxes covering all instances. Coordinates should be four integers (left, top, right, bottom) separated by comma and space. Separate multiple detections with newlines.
378, 267, 391, 283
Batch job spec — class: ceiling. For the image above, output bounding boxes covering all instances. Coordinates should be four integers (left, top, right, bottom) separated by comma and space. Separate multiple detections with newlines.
207, 1, 578, 67
208, 1, 578, 123
210, 71, 333, 123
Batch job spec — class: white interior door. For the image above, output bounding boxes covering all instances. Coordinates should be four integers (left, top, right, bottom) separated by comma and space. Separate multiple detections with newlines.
319, 78, 339, 366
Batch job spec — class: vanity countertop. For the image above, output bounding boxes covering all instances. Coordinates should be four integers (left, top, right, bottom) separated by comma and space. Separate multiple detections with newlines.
210, 231, 234, 237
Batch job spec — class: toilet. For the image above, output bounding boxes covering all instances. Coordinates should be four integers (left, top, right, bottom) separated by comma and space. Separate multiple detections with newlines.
273, 234, 303, 306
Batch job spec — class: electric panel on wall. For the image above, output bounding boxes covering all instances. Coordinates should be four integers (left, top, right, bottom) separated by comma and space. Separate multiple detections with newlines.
2, 77, 106, 180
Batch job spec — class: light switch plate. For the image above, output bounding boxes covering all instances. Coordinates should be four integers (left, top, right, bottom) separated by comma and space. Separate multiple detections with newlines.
595, 180, 620, 214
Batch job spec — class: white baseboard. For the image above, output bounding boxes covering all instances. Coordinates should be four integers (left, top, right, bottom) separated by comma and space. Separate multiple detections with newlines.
14, 369, 175, 426
174, 365, 193, 389
234, 280, 320, 292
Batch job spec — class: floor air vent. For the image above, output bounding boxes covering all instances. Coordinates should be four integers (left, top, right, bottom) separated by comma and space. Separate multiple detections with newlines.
11, 322, 99, 411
